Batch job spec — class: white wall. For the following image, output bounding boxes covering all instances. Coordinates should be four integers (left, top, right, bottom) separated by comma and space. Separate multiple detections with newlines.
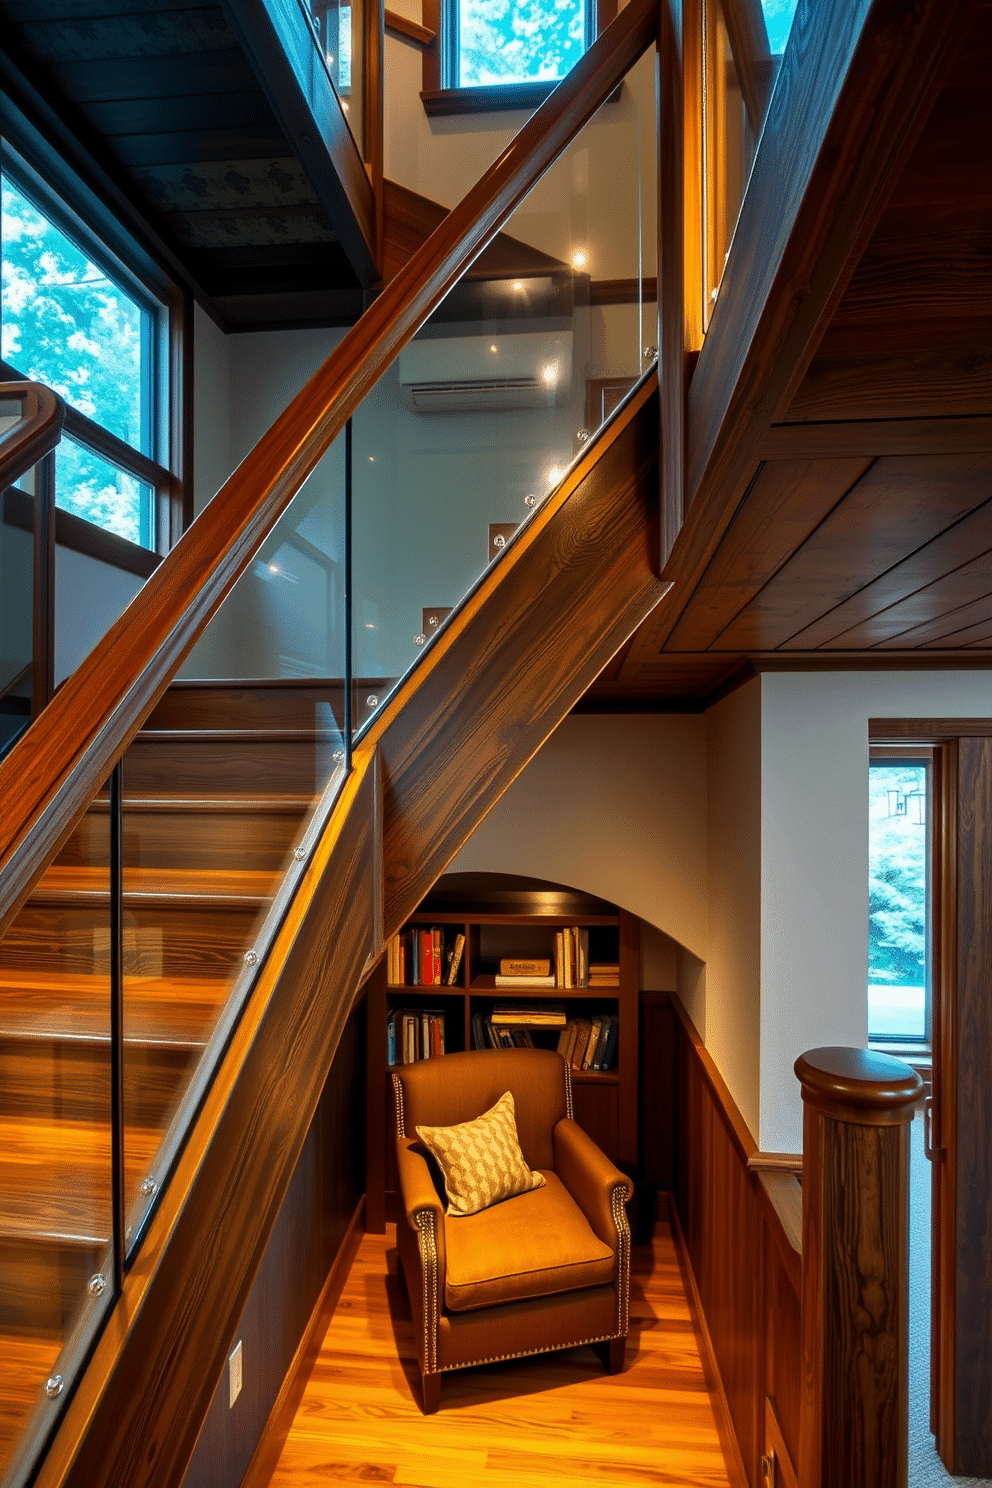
759, 669, 992, 1153
449, 712, 709, 956
55, 545, 143, 684
707, 678, 762, 1140
192, 303, 231, 517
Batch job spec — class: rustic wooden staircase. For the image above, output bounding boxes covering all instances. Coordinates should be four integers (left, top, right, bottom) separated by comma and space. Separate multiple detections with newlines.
0, 4, 668, 1483
0, 682, 343, 1477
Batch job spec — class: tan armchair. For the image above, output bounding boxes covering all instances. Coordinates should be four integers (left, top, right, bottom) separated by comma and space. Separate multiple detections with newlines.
392, 1047, 633, 1413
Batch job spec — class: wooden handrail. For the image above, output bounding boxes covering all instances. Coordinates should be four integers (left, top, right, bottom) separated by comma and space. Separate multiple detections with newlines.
0, 382, 64, 494
0, 0, 659, 943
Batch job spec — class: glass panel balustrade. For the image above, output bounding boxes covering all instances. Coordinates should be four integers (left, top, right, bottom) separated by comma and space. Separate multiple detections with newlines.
0, 793, 114, 1485
0, 391, 34, 751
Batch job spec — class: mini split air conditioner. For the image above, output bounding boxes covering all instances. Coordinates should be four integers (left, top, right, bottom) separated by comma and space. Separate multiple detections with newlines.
398, 330, 573, 413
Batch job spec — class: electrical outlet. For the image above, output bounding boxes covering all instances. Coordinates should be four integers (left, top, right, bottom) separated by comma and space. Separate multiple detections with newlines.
228, 1339, 243, 1408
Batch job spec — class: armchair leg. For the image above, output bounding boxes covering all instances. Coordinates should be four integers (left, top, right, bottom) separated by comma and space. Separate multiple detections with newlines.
421, 1371, 441, 1414
606, 1336, 626, 1375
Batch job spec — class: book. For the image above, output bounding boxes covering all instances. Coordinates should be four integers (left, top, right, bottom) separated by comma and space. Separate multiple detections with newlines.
494, 973, 557, 987
590, 1014, 613, 1070
599, 1015, 619, 1071
583, 1013, 603, 1069
446, 933, 466, 985
499, 958, 551, 976
386, 1015, 397, 1066
570, 1017, 592, 1069
491, 1002, 566, 1027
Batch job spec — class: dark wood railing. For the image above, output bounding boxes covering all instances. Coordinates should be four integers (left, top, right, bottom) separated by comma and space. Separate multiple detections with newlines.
0, 0, 660, 949
0, 382, 64, 718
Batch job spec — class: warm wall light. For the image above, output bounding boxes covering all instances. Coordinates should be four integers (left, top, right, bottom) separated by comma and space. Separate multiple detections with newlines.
571, 249, 587, 269
541, 362, 559, 386
512, 280, 524, 291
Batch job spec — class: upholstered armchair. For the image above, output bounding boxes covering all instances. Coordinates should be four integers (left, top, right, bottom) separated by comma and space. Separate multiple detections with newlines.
392, 1046, 633, 1413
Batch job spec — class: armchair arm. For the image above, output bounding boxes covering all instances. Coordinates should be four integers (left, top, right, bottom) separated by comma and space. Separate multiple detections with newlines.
395, 1136, 447, 1375
553, 1118, 633, 1250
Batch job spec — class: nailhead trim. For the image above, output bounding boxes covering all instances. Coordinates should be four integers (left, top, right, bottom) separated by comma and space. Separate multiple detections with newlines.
439, 1332, 618, 1373
392, 1072, 406, 1137
413, 1208, 438, 1374
611, 1182, 631, 1336
563, 1062, 574, 1120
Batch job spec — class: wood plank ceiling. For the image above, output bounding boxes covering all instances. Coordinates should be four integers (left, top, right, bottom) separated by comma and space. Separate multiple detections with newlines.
0, 0, 365, 329
586, 0, 992, 711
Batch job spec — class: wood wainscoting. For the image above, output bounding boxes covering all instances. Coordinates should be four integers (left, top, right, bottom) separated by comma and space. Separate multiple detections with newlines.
642, 993, 802, 1488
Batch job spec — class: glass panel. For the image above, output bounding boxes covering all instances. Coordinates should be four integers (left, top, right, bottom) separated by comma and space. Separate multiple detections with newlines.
0, 788, 114, 1478
868, 760, 930, 1043
0, 394, 34, 748
702, 0, 798, 322
121, 438, 348, 1249
304, 0, 365, 156
56, 436, 154, 549
457, 0, 588, 87
1, 169, 152, 456
352, 44, 657, 727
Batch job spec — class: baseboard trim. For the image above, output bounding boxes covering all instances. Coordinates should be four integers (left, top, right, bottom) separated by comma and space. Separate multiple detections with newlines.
241, 1194, 366, 1488
668, 1201, 750, 1488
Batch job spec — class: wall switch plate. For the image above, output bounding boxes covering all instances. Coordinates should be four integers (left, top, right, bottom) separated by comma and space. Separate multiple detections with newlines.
228, 1339, 243, 1408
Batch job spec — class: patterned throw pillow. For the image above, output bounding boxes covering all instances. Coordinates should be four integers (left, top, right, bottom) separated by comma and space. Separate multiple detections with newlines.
415, 1090, 546, 1217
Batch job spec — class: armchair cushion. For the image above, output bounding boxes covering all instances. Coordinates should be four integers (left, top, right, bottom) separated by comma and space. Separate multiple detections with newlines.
443, 1171, 614, 1312
416, 1090, 545, 1217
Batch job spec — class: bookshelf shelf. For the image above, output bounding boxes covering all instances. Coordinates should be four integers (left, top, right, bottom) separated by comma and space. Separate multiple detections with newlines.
366, 873, 639, 1232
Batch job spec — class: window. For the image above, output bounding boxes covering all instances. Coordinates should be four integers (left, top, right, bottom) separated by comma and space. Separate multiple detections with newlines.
868, 751, 932, 1046
422, 0, 609, 114
1, 149, 176, 555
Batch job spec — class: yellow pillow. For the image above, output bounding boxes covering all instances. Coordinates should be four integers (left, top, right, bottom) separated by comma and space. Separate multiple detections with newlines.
415, 1090, 546, 1217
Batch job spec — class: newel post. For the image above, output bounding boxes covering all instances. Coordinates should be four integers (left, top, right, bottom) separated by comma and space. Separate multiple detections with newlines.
795, 1047, 923, 1488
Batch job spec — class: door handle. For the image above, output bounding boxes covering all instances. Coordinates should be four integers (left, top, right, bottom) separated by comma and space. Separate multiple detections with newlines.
924, 1095, 944, 1162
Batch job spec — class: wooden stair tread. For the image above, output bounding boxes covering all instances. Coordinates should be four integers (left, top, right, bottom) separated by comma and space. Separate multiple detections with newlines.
84, 794, 313, 814
0, 1331, 63, 1472
33, 864, 280, 906
0, 971, 225, 1045
0, 1116, 161, 1243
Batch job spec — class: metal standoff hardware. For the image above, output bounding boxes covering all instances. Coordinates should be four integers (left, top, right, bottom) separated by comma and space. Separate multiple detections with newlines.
576, 428, 591, 442
87, 1274, 106, 1297
332, 748, 345, 763
643, 345, 658, 362
414, 633, 426, 646
244, 949, 258, 967
524, 493, 538, 508
366, 695, 379, 707
493, 533, 506, 549
294, 846, 306, 861
140, 1177, 157, 1197
45, 1376, 63, 1399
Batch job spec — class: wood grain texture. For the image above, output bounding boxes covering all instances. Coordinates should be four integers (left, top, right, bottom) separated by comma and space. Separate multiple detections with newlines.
384, 9, 434, 46
670, 997, 802, 1488
658, 0, 969, 643
29, 749, 378, 1488
0, 0, 658, 949
949, 737, 992, 1475
798, 1109, 910, 1488
266, 1224, 733, 1487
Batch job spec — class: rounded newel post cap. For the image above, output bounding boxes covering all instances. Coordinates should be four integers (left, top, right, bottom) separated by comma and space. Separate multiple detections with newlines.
795, 1046, 924, 1126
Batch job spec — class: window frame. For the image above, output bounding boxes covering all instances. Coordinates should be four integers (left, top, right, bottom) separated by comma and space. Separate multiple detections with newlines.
420, 0, 616, 116
868, 744, 937, 1053
0, 137, 189, 568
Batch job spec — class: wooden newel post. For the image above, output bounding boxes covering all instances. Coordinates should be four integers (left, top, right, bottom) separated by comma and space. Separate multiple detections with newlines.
795, 1047, 923, 1488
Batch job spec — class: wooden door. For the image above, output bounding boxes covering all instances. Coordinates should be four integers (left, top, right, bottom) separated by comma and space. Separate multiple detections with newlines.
930, 735, 992, 1476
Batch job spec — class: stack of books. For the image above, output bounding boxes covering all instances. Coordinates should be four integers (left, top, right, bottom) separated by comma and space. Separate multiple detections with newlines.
554, 928, 589, 988
588, 962, 620, 987
387, 929, 465, 986
387, 1009, 446, 1065
556, 1014, 619, 1071
472, 1002, 567, 1050
494, 957, 556, 987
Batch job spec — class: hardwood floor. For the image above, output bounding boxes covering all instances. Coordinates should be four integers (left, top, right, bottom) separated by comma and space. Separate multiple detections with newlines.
266, 1224, 732, 1487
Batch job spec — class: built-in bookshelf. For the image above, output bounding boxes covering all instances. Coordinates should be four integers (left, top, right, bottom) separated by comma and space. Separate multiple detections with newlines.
366, 873, 639, 1231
